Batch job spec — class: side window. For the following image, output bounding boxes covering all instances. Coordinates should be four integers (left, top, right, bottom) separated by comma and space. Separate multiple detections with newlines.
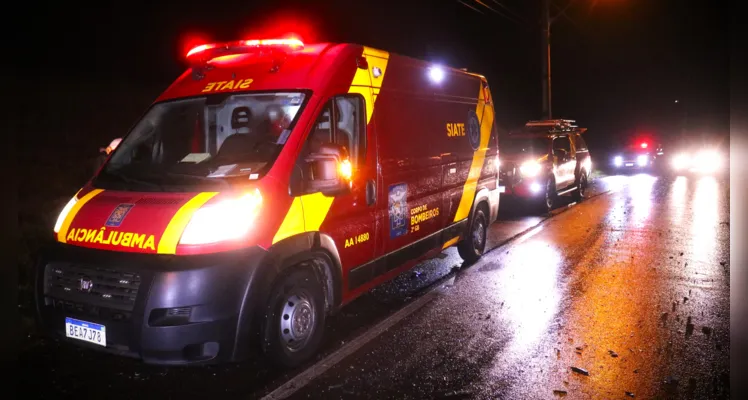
574, 134, 588, 152
553, 136, 571, 153
304, 95, 366, 167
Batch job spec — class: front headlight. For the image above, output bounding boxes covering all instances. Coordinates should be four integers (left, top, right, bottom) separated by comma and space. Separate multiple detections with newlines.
695, 150, 722, 170
637, 154, 649, 167
54, 195, 78, 233
179, 189, 263, 245
519, 161, 542, 177
613, 156, 623, 167
672, 153, 690, 170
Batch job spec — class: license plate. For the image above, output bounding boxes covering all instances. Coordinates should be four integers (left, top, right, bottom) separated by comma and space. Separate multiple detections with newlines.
625, 163, 634, 167
498, 186, 506, 193
65, 317, 107, 347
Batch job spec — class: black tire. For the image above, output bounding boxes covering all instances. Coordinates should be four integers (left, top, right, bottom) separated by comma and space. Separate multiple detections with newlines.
535, 177, 556, 214
458, 204, 488, 264
262, 267, 326, 368
572, 171, 588, 202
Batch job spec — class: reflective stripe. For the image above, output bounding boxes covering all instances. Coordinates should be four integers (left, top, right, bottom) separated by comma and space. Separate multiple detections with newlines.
453, 81, 494, 222
157, 192, 218, 254
442, 236, 460, 249
57, 189, 104, 243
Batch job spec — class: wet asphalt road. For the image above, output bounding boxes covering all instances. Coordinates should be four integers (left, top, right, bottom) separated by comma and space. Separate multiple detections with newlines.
19, 170, 730, 399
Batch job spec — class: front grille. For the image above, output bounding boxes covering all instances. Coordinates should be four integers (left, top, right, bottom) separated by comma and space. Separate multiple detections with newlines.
46, 298, 133, 322
44, 263, 142, 312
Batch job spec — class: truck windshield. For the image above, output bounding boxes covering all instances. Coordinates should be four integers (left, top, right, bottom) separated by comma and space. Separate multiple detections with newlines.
96, 92, 307, 191
500, 137, 548, 155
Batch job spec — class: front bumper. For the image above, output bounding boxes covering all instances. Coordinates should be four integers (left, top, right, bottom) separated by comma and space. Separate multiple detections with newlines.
498, 179, 545, 198
35, 242, 271, 365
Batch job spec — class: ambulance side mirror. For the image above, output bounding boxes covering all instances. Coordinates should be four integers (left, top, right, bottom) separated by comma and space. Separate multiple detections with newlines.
304, 143, 352, 196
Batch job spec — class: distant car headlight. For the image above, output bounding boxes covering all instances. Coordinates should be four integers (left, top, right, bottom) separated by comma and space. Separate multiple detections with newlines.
672, 153, 690, 170
179, 189, 263, 245
637, 154, 649, 167
613, 156, 623, 167
519, 161, 542, 177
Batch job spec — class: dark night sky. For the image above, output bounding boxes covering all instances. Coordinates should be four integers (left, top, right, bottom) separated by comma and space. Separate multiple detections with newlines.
23, 0, 729, 151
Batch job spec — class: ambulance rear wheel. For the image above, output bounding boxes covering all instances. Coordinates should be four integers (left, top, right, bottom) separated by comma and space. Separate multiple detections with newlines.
458, 205, 488, 264
262, 267, 326, 368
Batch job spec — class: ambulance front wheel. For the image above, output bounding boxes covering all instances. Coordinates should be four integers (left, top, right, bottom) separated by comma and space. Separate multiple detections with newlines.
458, 204, 488, 264
262, 267, 326, 368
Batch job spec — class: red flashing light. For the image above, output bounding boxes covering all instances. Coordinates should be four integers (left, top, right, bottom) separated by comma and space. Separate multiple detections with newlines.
242, 38, 304, 49
186, 38, 304, 60
186, 43, 217, 58
641, 142, 648, 149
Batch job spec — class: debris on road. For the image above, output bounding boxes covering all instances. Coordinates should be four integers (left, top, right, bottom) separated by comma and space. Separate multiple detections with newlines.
683, 297, 688, 303
702, 326, 712, 336
571, 366, 589, 376
625, 391, 636, 397
686, 316, 695, 336
553, 389, 568, 396
608, 350, 619, 358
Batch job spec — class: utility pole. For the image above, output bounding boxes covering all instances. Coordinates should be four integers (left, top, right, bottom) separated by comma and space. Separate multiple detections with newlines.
541, 0, 552, 119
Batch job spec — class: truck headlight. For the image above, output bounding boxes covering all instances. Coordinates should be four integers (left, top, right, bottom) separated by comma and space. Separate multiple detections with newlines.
637, 154, 649, 167
179, 189, 263, 245
613, 156, 623, 167
519, 161, 542, 177
54, 196, 78, 233
672, 153, 690, 170
695, 150, 721, 172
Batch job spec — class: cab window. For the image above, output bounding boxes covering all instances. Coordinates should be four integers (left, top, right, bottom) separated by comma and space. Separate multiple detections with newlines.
552, 136, 572, 158
305, 95, 366, 167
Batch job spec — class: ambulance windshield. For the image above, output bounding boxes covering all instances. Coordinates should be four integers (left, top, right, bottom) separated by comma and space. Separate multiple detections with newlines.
96, 92, 306, 190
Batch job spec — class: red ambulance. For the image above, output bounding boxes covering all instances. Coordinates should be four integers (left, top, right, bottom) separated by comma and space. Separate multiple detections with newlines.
36, 38, 501, 366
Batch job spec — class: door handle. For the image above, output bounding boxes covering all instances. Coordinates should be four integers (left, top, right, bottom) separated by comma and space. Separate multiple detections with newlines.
366, 179, 376, 206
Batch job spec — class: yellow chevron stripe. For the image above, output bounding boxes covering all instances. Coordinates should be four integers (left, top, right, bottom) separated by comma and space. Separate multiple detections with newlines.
157, 192, 218, 254
57, 189, 104, 243
453, 81, 494, 222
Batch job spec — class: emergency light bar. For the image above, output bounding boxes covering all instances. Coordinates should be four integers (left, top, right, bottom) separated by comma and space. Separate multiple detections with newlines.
186, 38, 304, 63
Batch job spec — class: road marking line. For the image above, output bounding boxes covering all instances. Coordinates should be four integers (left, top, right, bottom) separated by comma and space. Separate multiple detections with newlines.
260, 286, 445, 400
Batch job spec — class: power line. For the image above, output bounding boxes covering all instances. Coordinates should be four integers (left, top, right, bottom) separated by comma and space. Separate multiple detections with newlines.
474, 0, 527, 26
457, 0, 485, 15
551, 0, 583, 31
486, 0, 529, 25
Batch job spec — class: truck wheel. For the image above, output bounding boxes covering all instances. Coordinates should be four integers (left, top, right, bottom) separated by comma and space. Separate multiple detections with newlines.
458, 204, 488, 264
262, 267, 326, 368
572, 171, 588, 202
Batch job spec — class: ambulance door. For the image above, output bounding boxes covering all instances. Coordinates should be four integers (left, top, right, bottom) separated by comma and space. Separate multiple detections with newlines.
306, 96, 379, 277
